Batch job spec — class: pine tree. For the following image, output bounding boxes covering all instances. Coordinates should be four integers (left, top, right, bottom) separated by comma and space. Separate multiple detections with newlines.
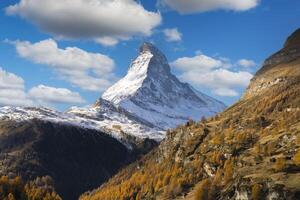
293, 149, 300, 166
194, 179, 211, 200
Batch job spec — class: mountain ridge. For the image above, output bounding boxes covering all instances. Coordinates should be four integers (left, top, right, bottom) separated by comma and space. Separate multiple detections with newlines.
80, 28, 300, 200
0, 42, 226, 199
0, 42, 225, 144
254, 28, 300, 77
243, 28, 300, 100
102, 42, 225, 129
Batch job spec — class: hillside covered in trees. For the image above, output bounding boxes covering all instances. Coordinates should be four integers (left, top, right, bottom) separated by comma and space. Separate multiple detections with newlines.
0, 175, 61, 200
0, 120, 156, 200
80, 29, 300, 200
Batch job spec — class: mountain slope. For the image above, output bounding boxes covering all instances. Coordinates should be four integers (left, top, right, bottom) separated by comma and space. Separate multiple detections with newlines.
0, 119, 157, 200
68, 99, 164, 142
243, 28, 300, 100
67, 42, 225, 142
0, 105, 162, 148
102, 42, 225, 129
80, 29, 300, 200
0, 42, 225, 200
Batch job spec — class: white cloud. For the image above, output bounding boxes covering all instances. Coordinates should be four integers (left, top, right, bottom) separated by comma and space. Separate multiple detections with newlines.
213, 88, 239, 97
171, 54, 223, 72
159, 0, 260, 14
237, 59, 256, 68
0, 68, 86, 107
29, 85, 86, 105
180, 68, 252, 88
6, 0, 162, 45
95, 37, 120, 47
0, 68, 32, 106
0, 67, 24, 90
163, 28, 182, 42
12, 39, 116, 91
172, 53, 254, 97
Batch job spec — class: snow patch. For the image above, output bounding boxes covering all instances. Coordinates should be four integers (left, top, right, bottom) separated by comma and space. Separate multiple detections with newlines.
0, 106, 164, 149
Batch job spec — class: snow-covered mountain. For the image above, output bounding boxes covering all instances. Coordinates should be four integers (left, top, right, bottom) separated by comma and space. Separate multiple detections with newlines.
102, 42, 226, 129
0, 43, 225, 146
0, 103, 163, 149
68, 99, 164, 142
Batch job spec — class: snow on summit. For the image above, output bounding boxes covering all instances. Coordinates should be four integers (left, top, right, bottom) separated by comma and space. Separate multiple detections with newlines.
0, 43, 225, 146
102, 42, 226, 129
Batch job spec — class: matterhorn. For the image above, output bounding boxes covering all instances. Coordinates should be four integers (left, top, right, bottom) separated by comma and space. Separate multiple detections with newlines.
101, 42, 225, 129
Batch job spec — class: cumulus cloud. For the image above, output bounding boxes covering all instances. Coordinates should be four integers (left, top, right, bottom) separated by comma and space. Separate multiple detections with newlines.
172, 54, 223, 72
6, 0, 162, 45
0, 68, 86, 107
0, 68, 24, 90
159, 0, 260, 14
29, 85, 86, 105
180, 69, 252, 88
172, 53, 254, 97
163, 28, 182, 42
213, 88, 239, 97
0, 68, 32, 106
95, 37, 120, 47
12, 39, 116, 91
237, 59, 257, 68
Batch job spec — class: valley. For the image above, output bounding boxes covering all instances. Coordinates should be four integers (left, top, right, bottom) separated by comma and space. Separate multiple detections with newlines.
80, 29, 300, 200
0, 42, 225, 199
0, 1, 299, 200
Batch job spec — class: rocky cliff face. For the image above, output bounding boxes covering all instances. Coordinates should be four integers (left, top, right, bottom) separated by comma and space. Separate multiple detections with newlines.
262, 28, 300, 68
243, 28, 300, 100
102, 42, 225, 130
81, 29, 300, 200
69, 42, 225, 143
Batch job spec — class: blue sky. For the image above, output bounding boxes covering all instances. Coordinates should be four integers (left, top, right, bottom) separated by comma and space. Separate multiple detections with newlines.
0, 0, 300, 110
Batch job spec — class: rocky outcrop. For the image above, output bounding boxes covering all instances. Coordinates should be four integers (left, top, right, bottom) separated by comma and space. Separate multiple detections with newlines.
260, 28, 300, 73
243, 29, 300, 100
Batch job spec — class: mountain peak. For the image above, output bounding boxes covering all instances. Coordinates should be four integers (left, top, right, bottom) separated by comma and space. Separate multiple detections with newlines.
139, 42, 163, 56
102, 43, 225, 129
137, 42, 169, 69
102, 42, 172, 106
243, 28, 300, 99
140, 42, 158, 52
284, 28, 300, 50
253, 28, 300, 76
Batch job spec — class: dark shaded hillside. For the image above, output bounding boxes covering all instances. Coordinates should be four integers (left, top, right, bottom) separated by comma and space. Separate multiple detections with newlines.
0, 119, 156, 200
80, 29, 300, 200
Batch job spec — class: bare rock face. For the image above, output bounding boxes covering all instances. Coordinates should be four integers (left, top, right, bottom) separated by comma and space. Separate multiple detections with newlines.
261, 28, 300, 72
102, 42, 225, 130
68, 42, 225, 143
243, 29, 300, 100
284, 28, 300, 50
